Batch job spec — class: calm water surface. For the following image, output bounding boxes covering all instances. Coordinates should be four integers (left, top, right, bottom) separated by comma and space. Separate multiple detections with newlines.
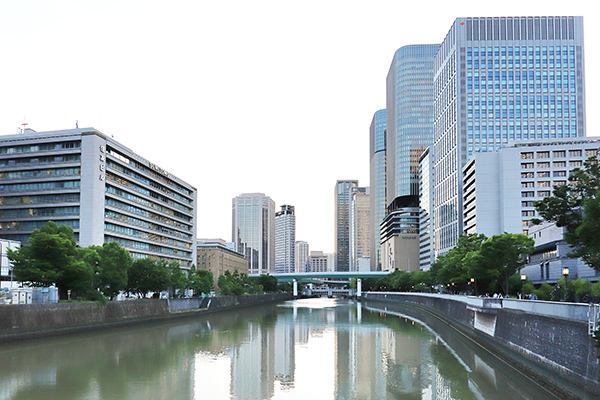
0, 298, 562, 400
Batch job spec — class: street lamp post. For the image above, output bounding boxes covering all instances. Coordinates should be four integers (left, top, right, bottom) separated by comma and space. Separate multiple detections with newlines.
470, 278, 477, 296
520, 274, 526, 298
562, 267, 570, 291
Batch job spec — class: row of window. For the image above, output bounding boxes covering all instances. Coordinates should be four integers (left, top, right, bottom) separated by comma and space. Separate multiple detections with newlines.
521, 170, 568, 179
467, 95, 577, 119
0, 219, 79, 232
0, 167, 80, 181
521, 191, 552, 197
107, 146, 192, 197
521, 149, 596, 159
0, 206, 79, 218
521, 180, 566, 188
467, 70, 576, 94
0, 154, 80, 167
107, 160, 192, 205
0, 141, 80, 155
105, 172, 192, 214
0, 180, 80, 192
521, 160, 583, 169
466, 46, 575, 69
105, 235, 191, 258
0, 193, 80, 206
105, 185, 193, 223
104, 223, 191, 249
105, 210, 191, 240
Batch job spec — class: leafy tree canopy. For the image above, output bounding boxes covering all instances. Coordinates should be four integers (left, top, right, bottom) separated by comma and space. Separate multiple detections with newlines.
534, 156, 600, 271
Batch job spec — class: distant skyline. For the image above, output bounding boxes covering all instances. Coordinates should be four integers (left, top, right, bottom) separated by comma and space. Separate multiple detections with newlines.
1, 1, 597, 253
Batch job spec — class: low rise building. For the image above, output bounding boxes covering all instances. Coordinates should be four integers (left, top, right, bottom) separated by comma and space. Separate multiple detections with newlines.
197, 238, 249, 291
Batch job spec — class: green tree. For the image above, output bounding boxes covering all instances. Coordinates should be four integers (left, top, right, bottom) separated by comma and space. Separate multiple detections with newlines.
7, 221, 94, 299
469, 233, 534, 295
127, 258, 171, 298
256, 274, 278, 293
188, 265, 214, 296
164, 260, 187, 297
218, 270, 245, 295
430, 233, 487, 292
534, 156, 600, 271
90, 241, 133, 300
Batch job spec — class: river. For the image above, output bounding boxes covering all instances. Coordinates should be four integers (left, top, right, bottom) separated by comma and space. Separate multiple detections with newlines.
0, 298, 562, 400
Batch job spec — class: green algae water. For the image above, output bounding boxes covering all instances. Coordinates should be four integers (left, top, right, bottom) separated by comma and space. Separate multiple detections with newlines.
0, 298, 566, 400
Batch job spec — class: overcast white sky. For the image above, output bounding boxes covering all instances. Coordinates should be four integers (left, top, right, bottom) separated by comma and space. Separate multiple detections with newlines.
0, 1, 597, 253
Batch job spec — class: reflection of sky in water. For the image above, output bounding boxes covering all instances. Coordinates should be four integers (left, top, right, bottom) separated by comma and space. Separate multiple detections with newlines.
0, 299, 562, 400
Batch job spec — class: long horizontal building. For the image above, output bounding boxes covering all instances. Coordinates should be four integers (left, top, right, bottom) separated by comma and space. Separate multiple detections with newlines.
0, 127, 197, 269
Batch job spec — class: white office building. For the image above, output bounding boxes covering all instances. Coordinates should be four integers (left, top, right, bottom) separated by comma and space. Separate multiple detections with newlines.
462, 137, 599, 237
0, 128, 197, 269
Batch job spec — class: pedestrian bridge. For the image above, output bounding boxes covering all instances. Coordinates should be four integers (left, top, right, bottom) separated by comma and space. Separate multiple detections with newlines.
248, 271, 391, 283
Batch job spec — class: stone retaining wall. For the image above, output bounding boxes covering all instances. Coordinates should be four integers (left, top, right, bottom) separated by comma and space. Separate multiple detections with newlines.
364, 292, 600, 400
0, 293, 291, 342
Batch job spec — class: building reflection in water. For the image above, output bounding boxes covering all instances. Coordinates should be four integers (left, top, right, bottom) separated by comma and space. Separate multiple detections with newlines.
0, 298, 557, 399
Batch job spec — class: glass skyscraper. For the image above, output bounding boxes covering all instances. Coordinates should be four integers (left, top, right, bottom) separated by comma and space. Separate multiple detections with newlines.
386, 44, 440, 204
369, 109, 386, 271
433, 16, 586, 256
232, 193, 275, 275
334, 180, 358, 272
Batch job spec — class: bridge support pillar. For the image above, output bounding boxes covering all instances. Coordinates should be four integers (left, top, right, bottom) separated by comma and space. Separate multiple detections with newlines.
357, 279, 362, 301
293, 279, 298, 299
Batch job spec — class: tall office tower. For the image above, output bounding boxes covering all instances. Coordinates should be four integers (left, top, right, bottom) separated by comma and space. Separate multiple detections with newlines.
369, 109, 386, 271
386, 44, 439, 205
232, 193, 275, 275
433, 16, 586, 256
0, 128, 198, 269
419, 148, 435, 270
349, 187, 370, 272
295, 241, 309, 273
334, 180, 358, 272
275, 205, 295, 274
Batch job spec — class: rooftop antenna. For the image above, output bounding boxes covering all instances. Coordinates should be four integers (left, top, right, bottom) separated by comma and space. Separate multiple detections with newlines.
20, 117, 28, 134
76, 120, 78, 129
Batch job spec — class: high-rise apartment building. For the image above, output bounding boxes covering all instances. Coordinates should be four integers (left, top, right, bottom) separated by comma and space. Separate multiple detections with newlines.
433, 16, 586, 256
334, 180, 358, 272
275, 205, 295, 274
369, 109, 386, 271
386, 44, 439, 204
0, 128, 198, 269
349, 187, 370, 272
232, 193, 275, 275
295, 241, 309, 273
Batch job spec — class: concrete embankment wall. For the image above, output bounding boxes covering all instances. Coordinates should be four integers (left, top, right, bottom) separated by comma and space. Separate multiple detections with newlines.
364, 292, 600, 400
0, 293, 291, 342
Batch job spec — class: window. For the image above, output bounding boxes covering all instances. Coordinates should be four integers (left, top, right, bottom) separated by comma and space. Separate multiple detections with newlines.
553, 181, 566, 186
553, 161, 566, 167
538, 181, 551, 187
522, 210, 535, 217
522, 182, 534, 188
553, 150, 566, 158
537, 151, 550, 158
522, 191, 535, 197
538, 171, 550, 177
586, 149, 598, 157
521, 152, 534, 159
522, 201, 534, 207
521, 172, 534, 178
569, 150, 582, 157
553, 170, 567, 177
570, 160, 582, 167
537, 162, 550, 168
521, 163, 534, 169
538, 191, 551, 197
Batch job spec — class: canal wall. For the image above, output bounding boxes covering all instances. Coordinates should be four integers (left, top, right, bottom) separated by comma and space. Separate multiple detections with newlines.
363, 292, 600, 400
0, 293, 292, 342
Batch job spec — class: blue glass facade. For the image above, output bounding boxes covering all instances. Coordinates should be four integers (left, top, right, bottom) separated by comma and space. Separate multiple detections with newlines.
369, 109, 386, 271
386, 44, 439, 205
433, 16, 586, 256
